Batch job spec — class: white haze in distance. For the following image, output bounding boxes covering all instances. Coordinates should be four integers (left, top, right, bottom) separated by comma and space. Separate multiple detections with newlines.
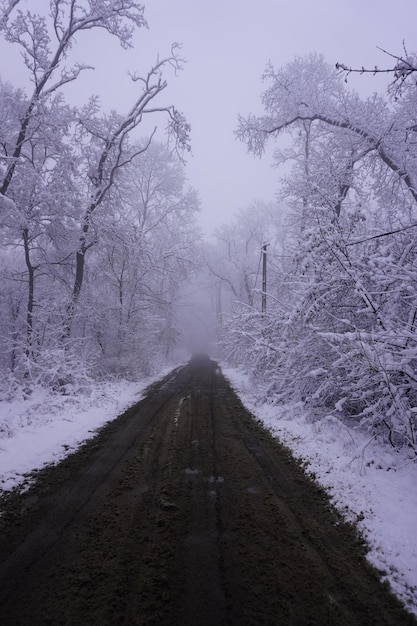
1, 0, 417, 232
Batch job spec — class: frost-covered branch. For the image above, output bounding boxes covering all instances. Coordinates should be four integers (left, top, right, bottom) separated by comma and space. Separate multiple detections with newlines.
336, 44, 417, 92
238, 112, 417, 205
0, 1, 147, 195
0, 0, 21, 27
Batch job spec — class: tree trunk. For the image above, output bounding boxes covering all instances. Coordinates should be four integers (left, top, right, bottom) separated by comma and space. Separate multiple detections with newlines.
62, 248, 85, 341
22, 227, 35, 358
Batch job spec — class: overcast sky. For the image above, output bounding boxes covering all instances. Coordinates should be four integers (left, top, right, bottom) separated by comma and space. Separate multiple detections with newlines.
2, 1, 417, 233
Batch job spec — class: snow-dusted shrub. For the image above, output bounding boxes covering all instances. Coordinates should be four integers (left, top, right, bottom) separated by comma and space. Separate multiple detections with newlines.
222, 306, 281, 381
319, 330, 417, 449
221, 210, 417, 453
13, 345, 95, 395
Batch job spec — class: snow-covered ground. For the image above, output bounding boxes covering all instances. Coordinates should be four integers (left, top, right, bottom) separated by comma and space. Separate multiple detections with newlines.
0, 363, 416, 616
0, 368, 175, 492
223, 366, 417, 617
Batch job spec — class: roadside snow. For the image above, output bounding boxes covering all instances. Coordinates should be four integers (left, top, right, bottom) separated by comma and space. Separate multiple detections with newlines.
223, 365, 417, 617
0, 368, 175, 492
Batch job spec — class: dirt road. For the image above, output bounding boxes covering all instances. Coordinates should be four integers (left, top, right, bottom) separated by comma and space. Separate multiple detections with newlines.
0, 357, 414, 625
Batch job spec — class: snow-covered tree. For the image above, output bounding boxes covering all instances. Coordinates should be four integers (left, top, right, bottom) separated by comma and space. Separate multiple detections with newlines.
0, 2, 196, 391
0, 0, 147, 197
207, 201, 289, 371
83, 142, 201, 376
208, 201, 284, 312
61, 51, 191, 339
235, 53, 417, 452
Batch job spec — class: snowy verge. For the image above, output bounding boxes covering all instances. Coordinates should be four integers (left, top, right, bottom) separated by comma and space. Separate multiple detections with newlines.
222, 365, 417, 617
0, 366, 176, 493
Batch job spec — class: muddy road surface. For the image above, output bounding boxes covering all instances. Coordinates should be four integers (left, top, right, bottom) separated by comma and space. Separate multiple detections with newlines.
0, 357, 414, 625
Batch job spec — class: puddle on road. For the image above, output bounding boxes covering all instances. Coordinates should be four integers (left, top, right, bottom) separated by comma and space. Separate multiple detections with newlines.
173, 396, 188, 427
184, 468, 200, 475
208, 476, 224, 484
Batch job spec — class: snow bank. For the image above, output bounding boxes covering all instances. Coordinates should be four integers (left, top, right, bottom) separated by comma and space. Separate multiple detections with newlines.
223, 365, 417, 617
0, 368, 174, 492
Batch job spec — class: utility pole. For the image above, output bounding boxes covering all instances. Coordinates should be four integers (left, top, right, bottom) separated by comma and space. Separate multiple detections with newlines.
261, 243, 269, 313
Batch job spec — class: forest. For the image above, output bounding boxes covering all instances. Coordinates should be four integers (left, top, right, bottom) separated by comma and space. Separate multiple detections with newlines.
1, 1, 417, 458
